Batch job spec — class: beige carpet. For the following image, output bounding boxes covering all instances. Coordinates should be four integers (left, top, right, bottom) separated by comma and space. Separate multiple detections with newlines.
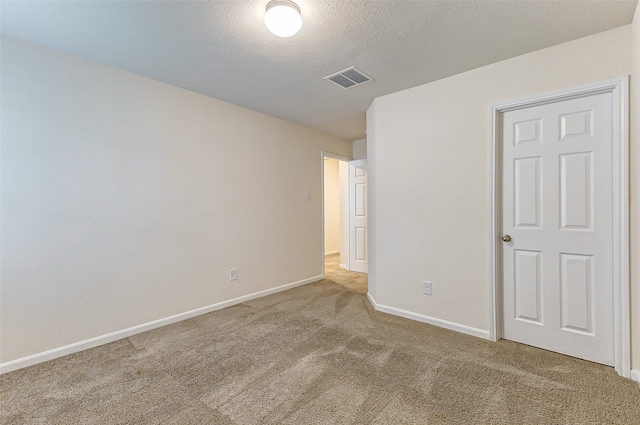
324, 253, 368, 294
2, 256, 639, 424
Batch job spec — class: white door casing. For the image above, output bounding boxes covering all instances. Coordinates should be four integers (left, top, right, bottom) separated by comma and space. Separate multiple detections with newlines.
489, 78, 630, 377
349, 160, 368, 273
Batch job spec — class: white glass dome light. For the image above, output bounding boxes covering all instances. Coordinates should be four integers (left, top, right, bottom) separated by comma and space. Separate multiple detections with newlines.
265, 0, 302, 38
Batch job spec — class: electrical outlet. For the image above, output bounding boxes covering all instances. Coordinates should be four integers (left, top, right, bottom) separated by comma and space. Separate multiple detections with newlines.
422, 281, 432, 295
229, 268, 237, 281
305, 192, 311, 200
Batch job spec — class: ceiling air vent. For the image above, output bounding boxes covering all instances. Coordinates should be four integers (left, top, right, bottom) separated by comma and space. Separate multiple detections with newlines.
324, 66, 373, 89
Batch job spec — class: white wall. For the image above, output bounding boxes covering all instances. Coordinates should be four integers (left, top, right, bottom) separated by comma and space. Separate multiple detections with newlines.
353, 138, 367, 160
367, 26, 634, 343
0, 36, 351, 366
366, 104, 378, 300
631, 6, 640, 379
324, 158, 341, 255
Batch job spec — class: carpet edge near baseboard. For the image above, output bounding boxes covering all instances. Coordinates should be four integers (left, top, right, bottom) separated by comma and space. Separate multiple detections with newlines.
0, 274, 323, 375
366, 292, 490, 340
631, 369, 640, 389
366, 294, 639, 384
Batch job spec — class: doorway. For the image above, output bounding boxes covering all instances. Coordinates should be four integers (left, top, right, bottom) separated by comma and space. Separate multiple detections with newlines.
321, 152, 368, 293
323, 156, 348, 274
489, 78, 630, 377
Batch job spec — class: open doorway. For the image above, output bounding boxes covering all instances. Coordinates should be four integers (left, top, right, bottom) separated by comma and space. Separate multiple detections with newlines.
323, 156, 348, 274
322, 153, 368, 293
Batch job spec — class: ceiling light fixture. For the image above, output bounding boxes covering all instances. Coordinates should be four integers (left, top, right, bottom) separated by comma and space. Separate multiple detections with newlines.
265, 0, 302, 38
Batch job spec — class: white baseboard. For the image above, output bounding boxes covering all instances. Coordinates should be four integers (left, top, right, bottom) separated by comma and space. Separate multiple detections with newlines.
324, 250, 340, 256
0, 275, 322, 375
339, 264, 347, 270
366, 292, 490, 340
631, 369, 640, 387
366, 292, 377, 308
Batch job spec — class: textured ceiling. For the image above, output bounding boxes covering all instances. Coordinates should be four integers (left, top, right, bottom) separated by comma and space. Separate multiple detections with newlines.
1, 0, 637, 141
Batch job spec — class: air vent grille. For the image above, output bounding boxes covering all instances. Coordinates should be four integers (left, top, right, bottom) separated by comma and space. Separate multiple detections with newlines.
324, 66, 373, 89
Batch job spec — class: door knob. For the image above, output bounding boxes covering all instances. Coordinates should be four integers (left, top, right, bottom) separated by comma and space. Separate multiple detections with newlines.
501, 234, 512, 242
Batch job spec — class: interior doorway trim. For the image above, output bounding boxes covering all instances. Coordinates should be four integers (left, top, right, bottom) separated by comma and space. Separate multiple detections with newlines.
321, 151, 352, 279
487, 77, 630, 378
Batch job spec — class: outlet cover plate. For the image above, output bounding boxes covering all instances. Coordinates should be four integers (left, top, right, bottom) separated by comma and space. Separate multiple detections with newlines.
229, 268, 237, 281
422, 281, 432, 295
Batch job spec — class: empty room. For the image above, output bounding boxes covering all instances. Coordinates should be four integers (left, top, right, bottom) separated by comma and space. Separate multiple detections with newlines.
1, 1, 639, 423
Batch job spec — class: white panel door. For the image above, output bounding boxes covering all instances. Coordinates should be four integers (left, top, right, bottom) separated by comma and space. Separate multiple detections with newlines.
349, 160, 368, 273
501, 92, 614, 365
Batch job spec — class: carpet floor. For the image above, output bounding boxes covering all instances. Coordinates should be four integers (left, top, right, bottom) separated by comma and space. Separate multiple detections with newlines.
1, 256, 639, 424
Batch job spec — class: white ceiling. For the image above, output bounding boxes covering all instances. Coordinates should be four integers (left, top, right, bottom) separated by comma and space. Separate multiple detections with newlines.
1, 0, 637, 141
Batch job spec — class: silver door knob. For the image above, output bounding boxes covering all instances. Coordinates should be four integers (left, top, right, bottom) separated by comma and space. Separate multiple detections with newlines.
501, 234, 512, 242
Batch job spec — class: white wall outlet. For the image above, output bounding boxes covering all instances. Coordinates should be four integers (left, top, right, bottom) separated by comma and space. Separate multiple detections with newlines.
229, 268, 237, 281
422, 281, 432, 295
305, 191, 311, 200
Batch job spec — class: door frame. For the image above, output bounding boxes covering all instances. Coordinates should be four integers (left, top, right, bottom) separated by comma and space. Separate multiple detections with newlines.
321, 151, 352, 278
487, 77, 630, 378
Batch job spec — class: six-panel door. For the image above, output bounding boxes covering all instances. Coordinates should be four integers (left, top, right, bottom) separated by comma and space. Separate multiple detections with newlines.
501, 92, 614, 366
349, 160, 368, 273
